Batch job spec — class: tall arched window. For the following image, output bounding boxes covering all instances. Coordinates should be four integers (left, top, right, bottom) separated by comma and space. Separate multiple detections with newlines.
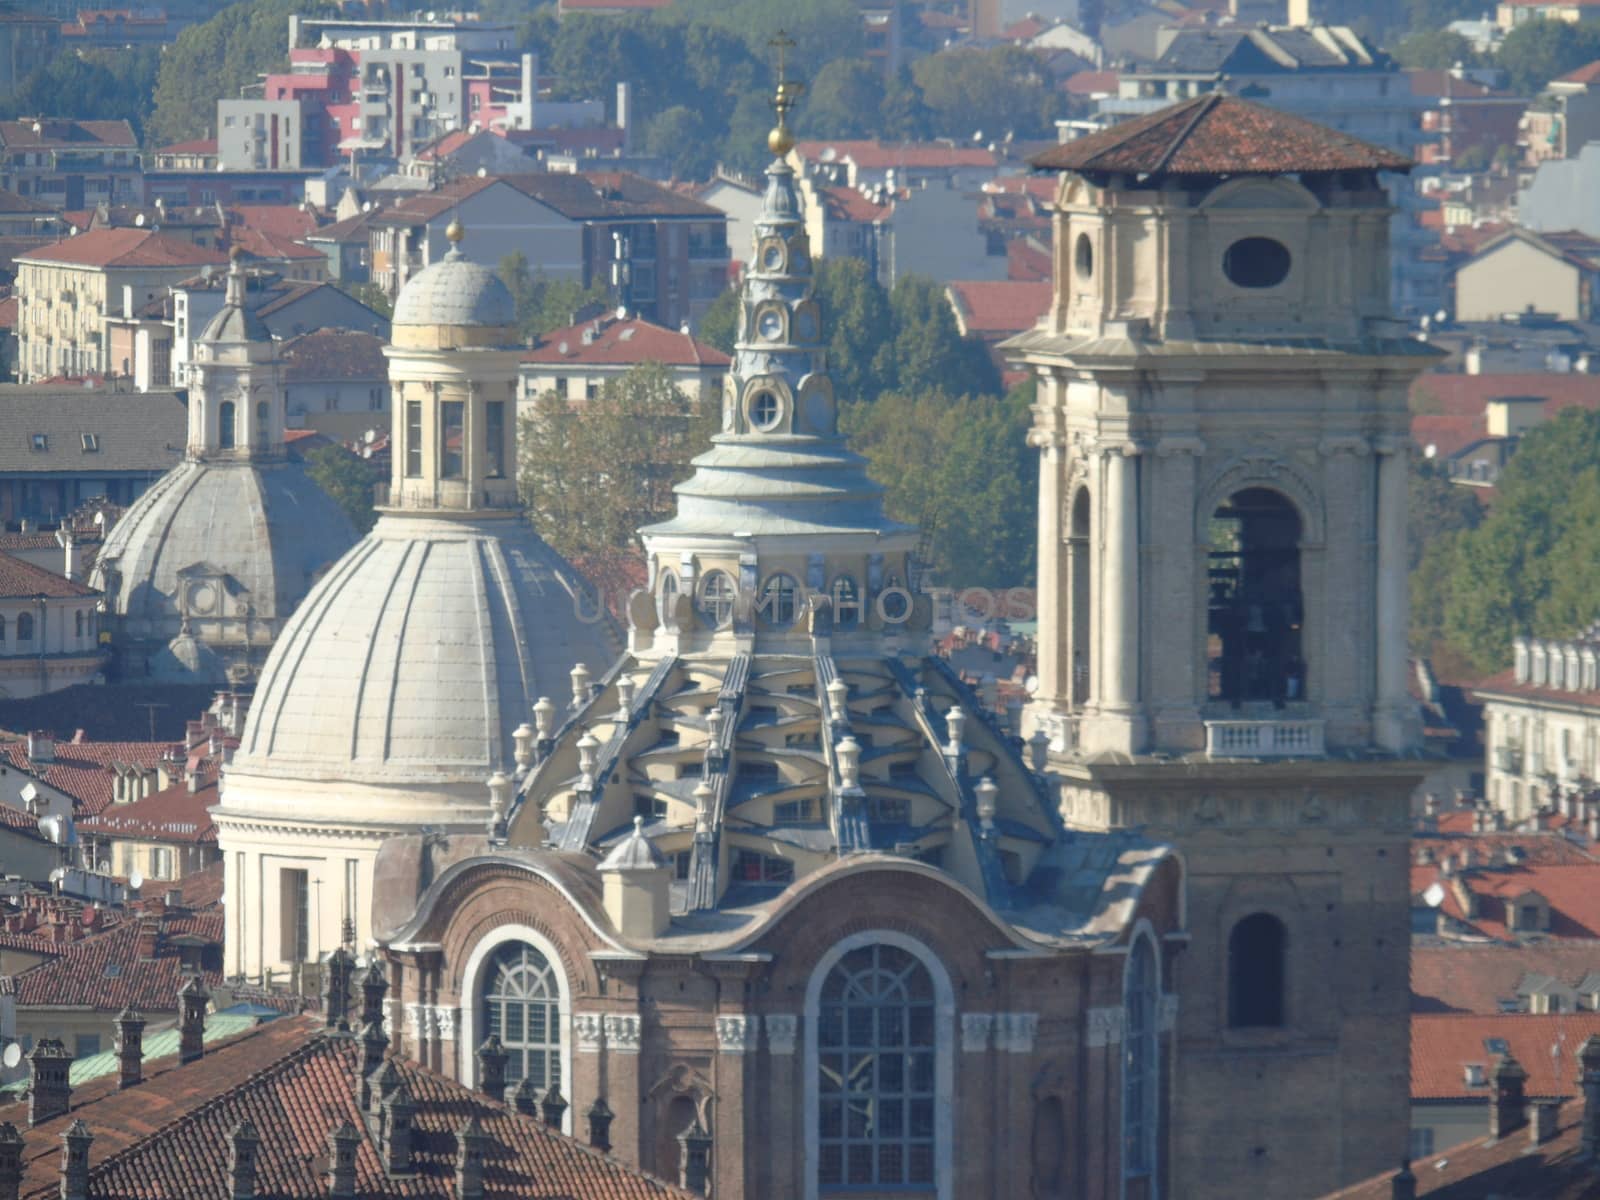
658, 567, 679, 625
74, 611, 84, 638
1068, 487, 1091, 705
1206, 488, 1303, 704
1124, 933, 1159, 1191
760, 573, 800, 627
816, 943, 937, 1190
218, 400, 236, 450
1227, 912, 1287, 1029
15, 613, 33, 642
481, 941, 563, 1090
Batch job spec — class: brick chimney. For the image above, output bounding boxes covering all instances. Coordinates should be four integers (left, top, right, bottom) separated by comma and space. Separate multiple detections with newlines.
1530, 1097, 1561, 1146
455, 1116, 488, 1200
511, 1076, 538, 1116
1390, 1160, 1416, 1200
586, 1096, 614, 1153
540, 1081, 568, 1130
58, 1120, 91, 1200
114, 1006, 145, 1089
380, 1082, 415, 1174
228, 1120, 260, 1200
1490, 1051, 1528, 1139
0, 1123, 23, 1200
321, 947, 353, 1030
360, 1019, 388, 1082
476, 1035, 507, 1101
135, 917, 159, 962
357, 960, 388, 1029
1578, 1034, 1600, 1157
178, 974, 209, 1064
327, 1121, 360, 1199
27, 1040, 72, 1127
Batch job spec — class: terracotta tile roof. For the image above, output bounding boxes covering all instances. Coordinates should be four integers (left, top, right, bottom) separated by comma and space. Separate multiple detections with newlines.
1319, 1112, 1593, 1198
817, 184, 893, 223
155, 138, 216, 156
0, 120, 135, 150
1007, 235, 1052, 282
4, 1017, 693, 1200
1415, 858, 1600, 941
1558, 59, 1600, 86
792, 140, 998, 170
0, 189, 52, 215
1063, 69, 1120, 95
281, 329, 388, 382
304, 210, 377, 243
1410, 373, 1600, 460
76, 772, 217, 844
1474, 666, 1600, 707
15, 229, 227, 270
946, 279, 1052, 337
230, 226, 324, 262
1417, 830, 1598, 868
1001, 14, 1048, 39
524, 315, 728, 369
12, 901, 222, 1011
415, 128, 482, 161
1412, 1012, 1600, 1100
0, 738, 176, 818
1030, 93, 1412, 176
139, 860, 222, 908
229, 205, 321, 241
1413, 941, 1600, 1014
0, 549, 95, 598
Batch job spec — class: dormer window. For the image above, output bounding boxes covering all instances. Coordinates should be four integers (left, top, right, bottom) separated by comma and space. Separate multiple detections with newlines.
29, 434, 45, 452
80, 433, 97, 452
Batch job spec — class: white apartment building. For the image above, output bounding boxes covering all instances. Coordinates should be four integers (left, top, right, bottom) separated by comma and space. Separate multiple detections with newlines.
1478, 633, 1600, 820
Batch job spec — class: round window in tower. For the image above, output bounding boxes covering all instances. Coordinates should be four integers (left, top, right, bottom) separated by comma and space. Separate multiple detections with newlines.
748, 389, 783, 431
1074, 232, 1093, 280
1222, 236, 1292, 288
760, 242, 785, 273
757, 308, 785, 341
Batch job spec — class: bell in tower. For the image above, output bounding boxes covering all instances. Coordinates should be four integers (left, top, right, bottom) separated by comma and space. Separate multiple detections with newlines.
1006, 94, 1441, 1200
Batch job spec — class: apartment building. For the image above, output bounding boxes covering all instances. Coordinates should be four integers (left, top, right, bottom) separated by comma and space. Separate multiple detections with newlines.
0, 119, 140, 210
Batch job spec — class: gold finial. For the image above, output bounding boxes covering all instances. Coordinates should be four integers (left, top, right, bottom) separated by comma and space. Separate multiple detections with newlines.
766, 31, 804, 158
446, 217, 465, 246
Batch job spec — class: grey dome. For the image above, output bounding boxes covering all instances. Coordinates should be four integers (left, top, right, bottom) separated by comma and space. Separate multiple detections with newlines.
199, 302, 270, 344
392, 248, 516, 329
232, 512, 619, 786
92, 460, 358, 671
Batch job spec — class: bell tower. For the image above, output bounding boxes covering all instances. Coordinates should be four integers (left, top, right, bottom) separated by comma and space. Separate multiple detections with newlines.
187, 250, 286, 462
1008, 95, 1440, 1200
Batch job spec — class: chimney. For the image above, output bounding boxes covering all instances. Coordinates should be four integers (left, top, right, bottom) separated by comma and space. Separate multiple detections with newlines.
476, 1035, 507, 1101
114, 1006, 145, 1089
26, 733, 53, 764
1490, 1052, 1528, 1139
56, 530, 79, 583
1530, 1097, 1561, 1146
540, 1082, 568, 1130
365, 1058, 400, 1118
322, 947, 353, 1030
381, 1082, 415, 1174
0, 1123, 23, 1200
678, 1114, 711, 1195
586, 1096, 614, 1153
178, 974, 209, 1064
58, 1121, 91, 1200
135, 917, 159, 961
1390, 1160, 1416, 1200
455, 1116, 488, 1200
163, 888, 181, 909
327, 1121, 359, 1199
358, 960, 388, 1029
511, 1076, 539, 1116
616, 81, 631, 154
228, 1120, 260, 1200
27, 1040, 72, 1127
360, 1020, 388, 1083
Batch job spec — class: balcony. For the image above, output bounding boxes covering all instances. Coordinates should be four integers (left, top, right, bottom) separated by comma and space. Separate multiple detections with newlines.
1204, 719, 1325, 760
1492, 746, 1523, 773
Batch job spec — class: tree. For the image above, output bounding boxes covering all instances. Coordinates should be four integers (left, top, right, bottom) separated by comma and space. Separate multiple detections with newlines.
886, 275, 1000, 399
811, 257, 893, 402
301, 442, 381, 534
911, 45, 1059, 141
1393, 30, 1477, 71
1409, 457, 1482, 572
519, 363, 714, 556
645, 106, 714, 180
0, 47, 162, 134
1495, 18, 1600, 95
804, 59, 887, 139
696, 284, 740, 354
336, 280, 393, 320
841, 382, 1037, 586
499, 252, 609, 341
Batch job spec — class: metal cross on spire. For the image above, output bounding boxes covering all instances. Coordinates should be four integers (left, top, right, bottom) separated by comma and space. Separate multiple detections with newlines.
766, 30, 805, 156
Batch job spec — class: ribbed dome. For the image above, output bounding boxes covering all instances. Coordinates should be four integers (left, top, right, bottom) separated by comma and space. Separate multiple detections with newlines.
92, 460, 357, 665
199, 302, 270, 344
229, 512, 619, 790
392, 247, 516, 330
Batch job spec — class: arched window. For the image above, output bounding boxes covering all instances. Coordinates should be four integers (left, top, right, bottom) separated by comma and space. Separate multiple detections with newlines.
697, 570, 736, 630
481, 941, 563, 1091
1227, 912, 1287, 1029
1124, 933, 1159, 1189
15, 613, 33, 642
658, 567, 679, 624
1207, 488, 1303, 704
831, 576, 861, 629
759, 573, 799, 627
816, 942, 938, 1190
218, 400, 236, 450
1068, 488, 1091, 705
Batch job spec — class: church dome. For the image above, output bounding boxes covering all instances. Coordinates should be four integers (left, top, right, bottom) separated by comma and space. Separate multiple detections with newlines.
226, 512, 618, 809
390, 223, 515, 342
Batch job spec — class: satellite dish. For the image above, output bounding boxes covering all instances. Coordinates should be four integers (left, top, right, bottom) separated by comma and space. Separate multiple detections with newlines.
1423, 882, 1445, 908
128, 871, 144, 892
2, 1044, 21, 1070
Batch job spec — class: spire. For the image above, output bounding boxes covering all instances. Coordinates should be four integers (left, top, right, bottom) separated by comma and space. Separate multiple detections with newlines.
766, 32, 804, 158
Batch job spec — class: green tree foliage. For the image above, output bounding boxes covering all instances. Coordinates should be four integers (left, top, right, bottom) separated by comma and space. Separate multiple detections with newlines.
0, 47, 161, 134
1409, 457, 1482, 572
886, 275, 1000, 399
644, 106, 715, 181
519, 362, 715, 555
301, 442, 381, 534
696, 284, 740, 354
841, 382, 1037, 586
910, 46, 1060, 141
1496, 18, 1600, 95
804, 58, 887, 138
811, 257, 893, 402
336, 280, 393, 320
1393, 30, 1478, 71
498, 252, 610, 341
1412, 409, 1600, 672
147, 0, 333, 147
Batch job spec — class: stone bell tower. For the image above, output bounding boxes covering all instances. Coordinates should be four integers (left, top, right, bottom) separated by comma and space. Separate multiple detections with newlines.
1007, 94, 1440, 1200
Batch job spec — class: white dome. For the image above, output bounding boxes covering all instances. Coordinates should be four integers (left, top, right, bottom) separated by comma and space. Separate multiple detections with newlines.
228, 512, 618, 796
391, 247, 516, 330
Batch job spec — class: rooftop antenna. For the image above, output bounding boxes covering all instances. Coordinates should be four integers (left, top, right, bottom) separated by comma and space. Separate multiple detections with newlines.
134, 701, 167, 743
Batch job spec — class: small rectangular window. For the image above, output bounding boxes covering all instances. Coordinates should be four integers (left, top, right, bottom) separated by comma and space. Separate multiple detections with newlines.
30, 434, 46, 451
440, 400, 464, 478
279, 868, 309, 963
80, 433, 98, 452
485, 400, 505, 479
405, 400, 423, 477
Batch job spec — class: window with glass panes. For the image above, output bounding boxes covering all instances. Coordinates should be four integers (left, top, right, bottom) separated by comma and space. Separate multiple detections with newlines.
817, 943, 936, 1190
1123, 935, 1158, 1183
482, 942, 562, 1090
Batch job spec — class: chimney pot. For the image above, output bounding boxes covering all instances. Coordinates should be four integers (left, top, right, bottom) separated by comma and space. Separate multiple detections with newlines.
1490, 1052, 1529, 1139
178, 974, 209, 1064
1530, 1097, 1561, 1146
322, 947, 354, 1030
1390, 1159, 1417, 1200
455, 1116, 488, 1200
381, 1082, 416, 1174
511, 1075, 539, 1116
476, 1035, 508, 1102
0, 1123, 23, 1200
327, 1121, 360, 1199
114, 1006, 145, 1089
540, 1081, 568, 1130
586, 1096, 614, 1153
228, 1120, 260, 1200
27, 1040, 72, 1127
58, 1120, 91, 1200
357, 960, 388, 1029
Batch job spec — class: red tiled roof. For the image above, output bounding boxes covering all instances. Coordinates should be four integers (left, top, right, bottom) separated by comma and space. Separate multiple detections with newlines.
281, 329, 388, 383
792, 140, 998, 170
1416, 860, 1600, 941
1410, 373, 1600, 460
229, 205, 321, 240
0, 739, 175, 818
1064, 69, 1120, 96
1007, 235, 1052, 282
15, 229, 227, 270
156, 138, 216, 156
415, 128, 483, 161
230, 226, 324, 262
818, 184, 894, 223
1475, 666, 1600, 708
1558, 59, 1600, 86
0, 548, 95, 598
76, 772, 217, 844
524, 315, 729, 369
1417, 830, 1597, 868
1412, 1012, 1600, 1100
12, 899, 222, 1012
0, 119, 135, 150
140, 859, 222, 907
946, 279, 1051, 336
1413, 941, 1600, 1015
1002, 14, 1048, 39
1031, 93, 1412, 176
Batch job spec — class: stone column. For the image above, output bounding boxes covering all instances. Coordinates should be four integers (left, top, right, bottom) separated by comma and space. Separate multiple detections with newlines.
1373, 438, 1411, 750
1027, 393, 1070, 743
